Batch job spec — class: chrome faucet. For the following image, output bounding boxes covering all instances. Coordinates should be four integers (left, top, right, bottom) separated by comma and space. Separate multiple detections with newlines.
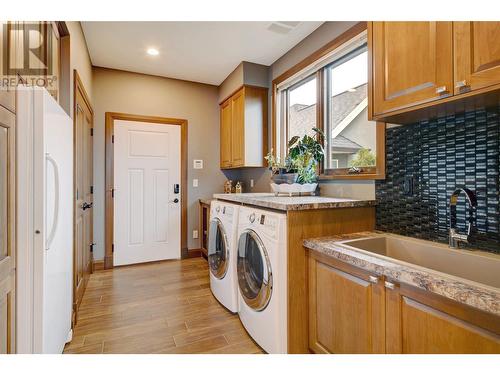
449, 188, 477, 249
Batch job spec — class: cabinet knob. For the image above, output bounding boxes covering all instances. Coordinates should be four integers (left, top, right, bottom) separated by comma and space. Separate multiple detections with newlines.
455, 80, 469, 89
384, 281, 396, 290
369, 275, 379, 284
435, 86, 449, 95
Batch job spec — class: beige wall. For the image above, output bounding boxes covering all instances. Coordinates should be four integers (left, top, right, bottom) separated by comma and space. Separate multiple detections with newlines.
92, 67, 228, 259
236, 21, 375, 200
66, 22, 93, 118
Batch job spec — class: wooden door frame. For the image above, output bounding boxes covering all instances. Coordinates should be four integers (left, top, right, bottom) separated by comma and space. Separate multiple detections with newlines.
104, 112, 188, 270
72, 70, 94, 325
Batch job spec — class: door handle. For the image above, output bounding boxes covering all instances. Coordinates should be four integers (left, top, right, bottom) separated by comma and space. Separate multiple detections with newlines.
82, 202, 93, 210
45, 153, 60, 251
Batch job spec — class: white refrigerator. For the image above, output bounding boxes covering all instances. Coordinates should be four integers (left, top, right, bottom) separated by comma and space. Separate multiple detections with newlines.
16, 87, 73, 353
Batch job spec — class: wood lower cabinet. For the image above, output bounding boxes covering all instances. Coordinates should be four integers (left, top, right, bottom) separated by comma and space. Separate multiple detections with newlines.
385, 281, 500, 354
308, 252, 385, 354
308, 252, 500, 354
198, 200, 210, 259
219, 85, 268, 169
370, 21, 453, 116
454, 22, 500, 94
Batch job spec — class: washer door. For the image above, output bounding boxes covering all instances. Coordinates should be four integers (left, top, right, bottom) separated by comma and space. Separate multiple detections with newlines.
237, 229, 272, 311
208, 218, 229, 279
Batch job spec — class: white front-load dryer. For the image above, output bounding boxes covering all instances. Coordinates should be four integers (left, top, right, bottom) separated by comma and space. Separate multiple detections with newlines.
236, 206, 287, 353
208, 201, 239, 313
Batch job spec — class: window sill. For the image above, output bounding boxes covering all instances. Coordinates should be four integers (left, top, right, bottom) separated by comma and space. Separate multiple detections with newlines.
318, 172, 385, 181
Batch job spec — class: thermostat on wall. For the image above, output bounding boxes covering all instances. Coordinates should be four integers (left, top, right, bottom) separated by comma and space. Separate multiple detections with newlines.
193, 159, 203, 169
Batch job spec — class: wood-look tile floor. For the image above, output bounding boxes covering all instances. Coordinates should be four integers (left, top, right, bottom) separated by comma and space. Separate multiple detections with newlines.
63, 257, 264, 354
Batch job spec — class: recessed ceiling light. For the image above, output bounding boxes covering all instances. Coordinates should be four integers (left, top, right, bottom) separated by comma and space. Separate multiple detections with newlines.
347, 88, 357, 92
147, 48, 159, 56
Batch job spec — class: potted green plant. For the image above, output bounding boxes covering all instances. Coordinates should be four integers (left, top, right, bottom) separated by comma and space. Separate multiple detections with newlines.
264, 151, 297, 184
266, 128, 325, 196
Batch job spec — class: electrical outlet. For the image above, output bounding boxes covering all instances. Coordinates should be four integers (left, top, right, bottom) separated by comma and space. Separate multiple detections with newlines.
193, 179, 198, 187
250, 179, 254, 188
193, 230, 199, 239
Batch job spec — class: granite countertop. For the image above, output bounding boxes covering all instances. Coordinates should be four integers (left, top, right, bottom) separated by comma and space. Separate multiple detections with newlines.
303, 231, 500, 316
212, 193, 376, 211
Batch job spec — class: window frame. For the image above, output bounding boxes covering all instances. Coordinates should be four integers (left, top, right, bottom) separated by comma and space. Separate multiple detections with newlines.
271, 22, 385, 180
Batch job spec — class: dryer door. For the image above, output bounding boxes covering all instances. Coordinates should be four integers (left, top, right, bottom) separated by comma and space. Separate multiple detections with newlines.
208, 218, 229, 279
237, 229, 272, 311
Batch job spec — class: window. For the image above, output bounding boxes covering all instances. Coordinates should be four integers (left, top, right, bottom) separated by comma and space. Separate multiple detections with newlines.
324, 47, 376, 171
273, 23, 385, 179
287, 75, 317, 141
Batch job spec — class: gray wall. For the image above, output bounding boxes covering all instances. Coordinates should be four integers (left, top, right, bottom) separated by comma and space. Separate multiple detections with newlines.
92, 67, 228, 259
218, 61, 269, 103
234, 21, 376, 200
218, 63, 244, 103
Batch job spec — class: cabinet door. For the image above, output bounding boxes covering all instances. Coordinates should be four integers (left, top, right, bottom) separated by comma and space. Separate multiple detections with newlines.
231, 89, 245, 167
371, 22, 453, 115
0, 105, 16, 354
454, 22, 500, 94
0, 22, 16, 113
386, 282, 500, 354
220, 99, 232, 168
308, 255, 385, 354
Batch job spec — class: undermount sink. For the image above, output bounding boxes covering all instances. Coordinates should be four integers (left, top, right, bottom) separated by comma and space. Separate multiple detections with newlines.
338, 235, 500, 289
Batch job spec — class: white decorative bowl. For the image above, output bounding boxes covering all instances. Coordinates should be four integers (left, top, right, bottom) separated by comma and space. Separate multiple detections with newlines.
270, 182, 318, 196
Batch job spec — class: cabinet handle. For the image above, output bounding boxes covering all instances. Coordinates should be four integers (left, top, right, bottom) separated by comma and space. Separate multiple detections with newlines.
435, 86, 449, 94
369, 275, 379, 284
384, 281, 396, 290
455, 80, 469, 89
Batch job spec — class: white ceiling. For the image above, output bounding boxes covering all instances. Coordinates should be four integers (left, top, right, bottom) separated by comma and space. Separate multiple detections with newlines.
81, 22, 323, 85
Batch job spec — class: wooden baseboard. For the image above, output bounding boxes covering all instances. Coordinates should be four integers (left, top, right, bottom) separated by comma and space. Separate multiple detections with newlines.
93, 259, 105, 271
185, 248, 203, 259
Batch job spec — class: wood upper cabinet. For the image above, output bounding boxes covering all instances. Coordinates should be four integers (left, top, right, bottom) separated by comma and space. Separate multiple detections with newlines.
220, 99, 232, 168
231, 89, 245, 167
385, 281, 500, 354
370, 22, 453, 116
219, 85, 268, 169
368, 21, 500, 122
308, 252, 385, 354
454, 22, 500, 94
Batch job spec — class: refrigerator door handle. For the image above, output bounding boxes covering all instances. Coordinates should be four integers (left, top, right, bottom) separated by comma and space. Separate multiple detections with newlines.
45, 153, 60, 250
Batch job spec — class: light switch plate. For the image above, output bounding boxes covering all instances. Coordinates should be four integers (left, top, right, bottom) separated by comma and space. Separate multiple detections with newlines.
250, 179, 254, 188
193, 160, 203, 169
193, 230, 199, 239
193, 179, 199, 187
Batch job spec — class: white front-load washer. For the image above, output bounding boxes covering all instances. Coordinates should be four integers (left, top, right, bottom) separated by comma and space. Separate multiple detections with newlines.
208, 201, 239, 313
236, 206, 287, 354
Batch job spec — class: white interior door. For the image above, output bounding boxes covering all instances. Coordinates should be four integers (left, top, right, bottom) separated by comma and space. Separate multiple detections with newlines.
114, 120, 181, 266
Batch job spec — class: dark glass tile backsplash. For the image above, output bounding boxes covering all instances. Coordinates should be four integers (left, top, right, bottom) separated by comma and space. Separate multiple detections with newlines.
375, 107, 500, 253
